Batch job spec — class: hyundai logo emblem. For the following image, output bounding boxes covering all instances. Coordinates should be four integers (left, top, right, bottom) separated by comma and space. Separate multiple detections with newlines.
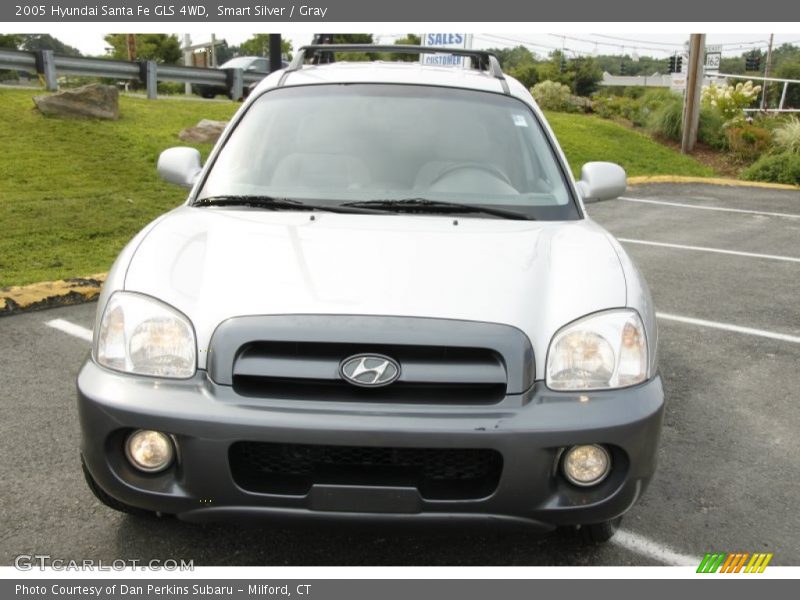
339, 354, 401, 387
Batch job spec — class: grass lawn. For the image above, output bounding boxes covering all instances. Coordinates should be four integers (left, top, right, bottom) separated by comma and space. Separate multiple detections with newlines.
545, 111, 716, 179
0, 88, 238, 287
1, 87, 715, 286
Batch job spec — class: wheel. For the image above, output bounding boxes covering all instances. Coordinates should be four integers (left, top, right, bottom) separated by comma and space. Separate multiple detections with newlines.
81, 458, 154, 517
571, 516, 623, 544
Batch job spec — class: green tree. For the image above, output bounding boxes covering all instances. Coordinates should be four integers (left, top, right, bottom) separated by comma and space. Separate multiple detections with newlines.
720, 55, 747, 75
238, 34, 293, 60
535, 52, 601, 96
569, 57, 603, 96
490, 45, 537, 70
488, 45, 539, 88
537, 51, 571, 86
771, 43, 800, 70
19, 34, 81, 56
331, 34, 376, 61
0, 35, 22, 81
508, 63, 538, 89
0, 34, 21, 50
104, 34, 182, 64
594, 54, 665, 77
389, 34, 422, 61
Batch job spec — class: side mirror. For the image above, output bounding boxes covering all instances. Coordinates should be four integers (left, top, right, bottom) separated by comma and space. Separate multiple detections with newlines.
157, 147, 202, 188
576, 162, 627, 202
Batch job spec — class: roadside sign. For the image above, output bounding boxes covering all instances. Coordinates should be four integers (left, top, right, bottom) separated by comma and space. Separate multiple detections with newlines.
705, 52, 721, 71
671, 74, 687, 91
421, 33, 473, 68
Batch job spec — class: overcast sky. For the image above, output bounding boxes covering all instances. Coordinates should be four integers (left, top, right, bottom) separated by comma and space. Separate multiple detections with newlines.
54, 31, 800, 60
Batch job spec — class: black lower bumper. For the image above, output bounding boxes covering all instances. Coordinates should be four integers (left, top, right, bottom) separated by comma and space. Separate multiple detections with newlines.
77, 360, 664, 529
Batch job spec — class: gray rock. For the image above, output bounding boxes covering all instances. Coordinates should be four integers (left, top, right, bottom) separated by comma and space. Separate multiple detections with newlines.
33, 84, 119, 120
178, 119, 228, 144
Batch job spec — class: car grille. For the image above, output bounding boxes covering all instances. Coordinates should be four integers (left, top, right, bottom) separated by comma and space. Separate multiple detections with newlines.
229, 441, 503, 500
231, 341, 507, 404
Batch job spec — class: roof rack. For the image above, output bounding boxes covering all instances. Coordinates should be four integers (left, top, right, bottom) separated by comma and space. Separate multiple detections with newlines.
279, 44, 509, 94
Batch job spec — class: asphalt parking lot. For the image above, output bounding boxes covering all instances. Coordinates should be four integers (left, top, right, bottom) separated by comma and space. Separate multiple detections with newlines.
1, 182, 798, 567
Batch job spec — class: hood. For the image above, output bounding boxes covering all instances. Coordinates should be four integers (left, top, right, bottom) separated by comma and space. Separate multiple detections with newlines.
124, 207, 626, 376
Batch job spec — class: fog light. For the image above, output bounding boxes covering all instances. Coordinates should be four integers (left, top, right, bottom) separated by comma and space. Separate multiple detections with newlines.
125, 430, 174, 473
562, 444, 611, 486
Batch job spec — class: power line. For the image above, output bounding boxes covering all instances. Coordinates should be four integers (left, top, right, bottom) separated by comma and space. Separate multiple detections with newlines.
590, 34, 682, 47
556, 33, 677, 53
476, 33, 593, 57
476, 34, 568, 52
482, 33, 672, 57
590, 33, 772, 49
482, 32, 673, 57
476, 33, 800, 59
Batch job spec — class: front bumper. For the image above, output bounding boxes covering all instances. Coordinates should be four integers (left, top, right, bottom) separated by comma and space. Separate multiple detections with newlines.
77, 360, 664, 529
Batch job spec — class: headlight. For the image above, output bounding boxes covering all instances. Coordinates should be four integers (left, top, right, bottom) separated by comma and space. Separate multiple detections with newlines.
96, 292, 196, 378
546, 309, 648, 391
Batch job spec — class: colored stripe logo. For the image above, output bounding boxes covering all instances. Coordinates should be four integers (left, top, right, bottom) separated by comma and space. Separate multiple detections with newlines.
697, 552, 773, 573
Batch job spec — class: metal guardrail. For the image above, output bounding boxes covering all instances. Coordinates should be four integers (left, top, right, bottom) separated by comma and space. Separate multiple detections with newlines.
0, 49, 266, 100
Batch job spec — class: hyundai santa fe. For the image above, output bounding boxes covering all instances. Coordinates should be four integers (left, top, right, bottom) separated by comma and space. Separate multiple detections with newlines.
78, 45, 664, 544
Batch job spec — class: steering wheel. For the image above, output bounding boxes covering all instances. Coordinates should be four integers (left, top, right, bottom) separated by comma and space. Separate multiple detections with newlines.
429, 163, 514, 187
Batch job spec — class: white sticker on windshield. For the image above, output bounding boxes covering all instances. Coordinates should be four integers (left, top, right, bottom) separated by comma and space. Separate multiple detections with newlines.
512, 114, 528, 127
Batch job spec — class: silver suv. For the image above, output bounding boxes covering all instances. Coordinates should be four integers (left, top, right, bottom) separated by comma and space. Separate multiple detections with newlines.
78, 45, 664, 543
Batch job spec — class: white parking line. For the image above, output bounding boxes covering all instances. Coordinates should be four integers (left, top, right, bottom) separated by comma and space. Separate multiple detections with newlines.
46, 318, 93, 342
657, 312, 800, 344
619, 238, 800, 264
612, 530, 701, 566
620, 196, 800, 219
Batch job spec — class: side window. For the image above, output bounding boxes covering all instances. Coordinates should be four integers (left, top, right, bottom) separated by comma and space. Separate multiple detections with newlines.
255, 59, 268, 72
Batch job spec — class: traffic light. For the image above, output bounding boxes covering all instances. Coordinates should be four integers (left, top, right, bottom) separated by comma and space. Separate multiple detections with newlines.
668, 55, 676, 73
620, 61, 627, 75
675, 56, 683, 72
559, 55, 567, 72
745, 53, 761, 71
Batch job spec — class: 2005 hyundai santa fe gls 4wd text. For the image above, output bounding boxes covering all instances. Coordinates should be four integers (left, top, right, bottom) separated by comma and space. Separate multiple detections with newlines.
78, 45, 665, 543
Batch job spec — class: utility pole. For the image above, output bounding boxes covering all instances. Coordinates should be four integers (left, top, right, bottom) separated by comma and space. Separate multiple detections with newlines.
269, 34, 283, 72
760, 33, 774, 110
681, 33, 705, 154
183, 34, 192, 95
210, 33, 217, 68
125, 34, 136, 61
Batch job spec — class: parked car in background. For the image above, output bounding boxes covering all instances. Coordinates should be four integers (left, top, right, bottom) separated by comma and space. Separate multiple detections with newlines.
194, 55, 289, 99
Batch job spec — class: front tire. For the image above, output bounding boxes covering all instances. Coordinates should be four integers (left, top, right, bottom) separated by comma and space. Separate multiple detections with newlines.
574, 516, 623, 543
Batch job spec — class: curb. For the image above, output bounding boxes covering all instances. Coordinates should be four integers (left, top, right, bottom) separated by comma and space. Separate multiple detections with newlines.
627, 175, 799, 191
0, 274, 107, 317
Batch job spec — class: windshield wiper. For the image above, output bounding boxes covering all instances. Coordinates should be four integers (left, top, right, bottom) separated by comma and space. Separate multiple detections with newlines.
194, 195, 388, 215
340, 198, 535, 220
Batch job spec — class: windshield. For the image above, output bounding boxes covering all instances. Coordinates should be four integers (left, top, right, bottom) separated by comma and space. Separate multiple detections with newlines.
198, 84, 580, 220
